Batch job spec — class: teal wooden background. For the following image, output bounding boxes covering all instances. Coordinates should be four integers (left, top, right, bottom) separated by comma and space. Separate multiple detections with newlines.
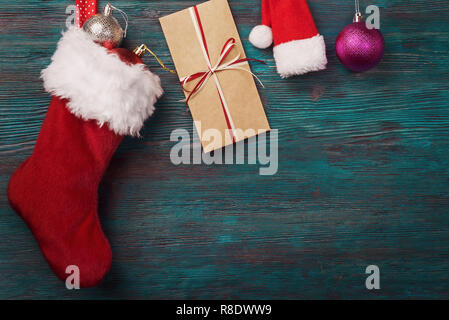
1, 0, 448, 299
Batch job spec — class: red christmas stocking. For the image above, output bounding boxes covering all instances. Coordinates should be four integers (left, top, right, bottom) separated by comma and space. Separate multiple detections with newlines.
8, 27, 163, 287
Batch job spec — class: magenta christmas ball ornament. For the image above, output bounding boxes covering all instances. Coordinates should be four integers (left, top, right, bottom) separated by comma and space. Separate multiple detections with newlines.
336, 21, 384, 72
335, 2, 385, 73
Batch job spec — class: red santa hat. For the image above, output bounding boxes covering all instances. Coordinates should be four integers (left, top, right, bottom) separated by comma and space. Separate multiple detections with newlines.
249, 0, 327, 78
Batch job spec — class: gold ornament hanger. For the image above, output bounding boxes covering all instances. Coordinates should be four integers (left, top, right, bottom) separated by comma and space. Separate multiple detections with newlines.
134, 44, 176, 74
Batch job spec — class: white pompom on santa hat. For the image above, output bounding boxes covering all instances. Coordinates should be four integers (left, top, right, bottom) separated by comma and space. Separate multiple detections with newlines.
249, 0, 327, 78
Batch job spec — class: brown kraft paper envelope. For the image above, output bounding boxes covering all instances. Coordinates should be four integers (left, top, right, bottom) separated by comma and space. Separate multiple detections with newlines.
159, 0, 270, 153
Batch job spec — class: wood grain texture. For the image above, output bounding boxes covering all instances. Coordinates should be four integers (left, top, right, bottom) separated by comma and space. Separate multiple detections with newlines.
1, 0, 448, 299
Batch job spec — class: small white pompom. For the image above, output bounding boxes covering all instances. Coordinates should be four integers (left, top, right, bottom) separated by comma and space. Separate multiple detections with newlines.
249, 25, 273, 49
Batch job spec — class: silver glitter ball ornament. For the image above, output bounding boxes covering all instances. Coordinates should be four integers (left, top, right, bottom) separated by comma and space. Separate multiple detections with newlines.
82, 3, 123, 48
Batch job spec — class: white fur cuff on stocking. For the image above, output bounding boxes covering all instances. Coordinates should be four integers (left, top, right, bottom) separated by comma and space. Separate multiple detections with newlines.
41, 27, 163, 136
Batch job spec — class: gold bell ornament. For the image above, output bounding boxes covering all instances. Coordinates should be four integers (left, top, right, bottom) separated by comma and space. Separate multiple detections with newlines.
82, 2, 128, 49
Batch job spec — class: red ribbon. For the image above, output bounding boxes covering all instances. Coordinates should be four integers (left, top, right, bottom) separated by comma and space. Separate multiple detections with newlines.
76, 0, 98, 27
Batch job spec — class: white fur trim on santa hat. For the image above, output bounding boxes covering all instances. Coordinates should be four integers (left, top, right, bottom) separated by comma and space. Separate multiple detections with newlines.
41, 27, 163, 136
249, 25, 273, 49
273, 34, 327, 78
